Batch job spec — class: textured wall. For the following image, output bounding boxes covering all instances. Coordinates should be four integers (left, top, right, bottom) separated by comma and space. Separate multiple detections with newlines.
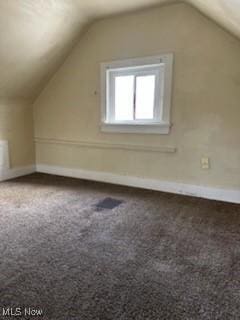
0, 99, 35, 167
34, 3, 240, 190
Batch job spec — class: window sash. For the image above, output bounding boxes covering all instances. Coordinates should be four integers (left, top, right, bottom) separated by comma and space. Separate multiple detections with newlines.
106, 64, 164, 123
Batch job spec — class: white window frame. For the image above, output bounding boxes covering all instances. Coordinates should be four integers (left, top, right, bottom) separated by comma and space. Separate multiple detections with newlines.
100, 54, 173, 134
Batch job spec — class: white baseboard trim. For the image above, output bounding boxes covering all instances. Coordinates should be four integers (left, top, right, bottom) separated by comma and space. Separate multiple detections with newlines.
36, 164, 240, 204
0, 165, 36, 182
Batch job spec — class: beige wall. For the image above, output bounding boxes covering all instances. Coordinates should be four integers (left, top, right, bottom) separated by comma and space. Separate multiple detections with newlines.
0, 99, 35, 167
34, 3, 240, 190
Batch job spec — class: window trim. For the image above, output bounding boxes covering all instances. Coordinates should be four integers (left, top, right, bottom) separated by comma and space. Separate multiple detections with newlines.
100, 54, 174, 134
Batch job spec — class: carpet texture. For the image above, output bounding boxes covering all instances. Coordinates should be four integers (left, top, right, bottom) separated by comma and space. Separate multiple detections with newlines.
0, 173, 240, 320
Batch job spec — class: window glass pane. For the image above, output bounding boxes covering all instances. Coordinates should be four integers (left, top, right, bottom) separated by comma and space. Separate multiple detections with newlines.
115, 75, 134, 121
135, 75, 155, 120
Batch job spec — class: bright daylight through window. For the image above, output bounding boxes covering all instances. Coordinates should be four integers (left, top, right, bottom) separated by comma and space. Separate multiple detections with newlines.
101, 54, 173, 134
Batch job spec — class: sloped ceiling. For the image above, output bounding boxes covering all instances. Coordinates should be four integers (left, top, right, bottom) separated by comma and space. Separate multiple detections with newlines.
0, 0, 240, 100
189, 0, 240, 40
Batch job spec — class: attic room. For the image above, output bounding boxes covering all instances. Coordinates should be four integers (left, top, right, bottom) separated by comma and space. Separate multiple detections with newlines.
0, 0, 239, 319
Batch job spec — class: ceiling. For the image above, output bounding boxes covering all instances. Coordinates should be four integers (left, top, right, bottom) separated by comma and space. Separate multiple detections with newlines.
0, 0, 240, 100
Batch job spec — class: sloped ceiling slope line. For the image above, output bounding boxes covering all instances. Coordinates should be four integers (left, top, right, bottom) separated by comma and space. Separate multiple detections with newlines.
0, 0, 240, 100
188, 0, 240, 41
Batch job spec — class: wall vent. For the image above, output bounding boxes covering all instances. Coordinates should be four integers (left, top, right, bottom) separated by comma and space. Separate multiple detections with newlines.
95, 197, 123, 211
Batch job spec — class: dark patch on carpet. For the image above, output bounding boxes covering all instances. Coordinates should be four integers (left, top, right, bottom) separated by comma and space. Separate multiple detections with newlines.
95, 197, 123, 211
0, 173, 239, 320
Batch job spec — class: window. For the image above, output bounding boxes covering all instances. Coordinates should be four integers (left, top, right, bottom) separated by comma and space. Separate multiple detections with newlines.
101, 54, 173, 134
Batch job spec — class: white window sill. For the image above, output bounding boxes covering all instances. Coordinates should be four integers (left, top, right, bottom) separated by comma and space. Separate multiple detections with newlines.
101, 122, 171, 134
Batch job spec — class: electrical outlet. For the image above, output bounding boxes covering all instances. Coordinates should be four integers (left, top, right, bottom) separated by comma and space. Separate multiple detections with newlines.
201, 157, 210, 170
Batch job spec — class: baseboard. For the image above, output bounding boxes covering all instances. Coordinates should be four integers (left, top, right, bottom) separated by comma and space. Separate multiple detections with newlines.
36, 164, 240, 204
0, 165, 36, 182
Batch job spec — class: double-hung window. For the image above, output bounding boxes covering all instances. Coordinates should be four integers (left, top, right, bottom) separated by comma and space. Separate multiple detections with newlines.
101, 54, 173, 134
